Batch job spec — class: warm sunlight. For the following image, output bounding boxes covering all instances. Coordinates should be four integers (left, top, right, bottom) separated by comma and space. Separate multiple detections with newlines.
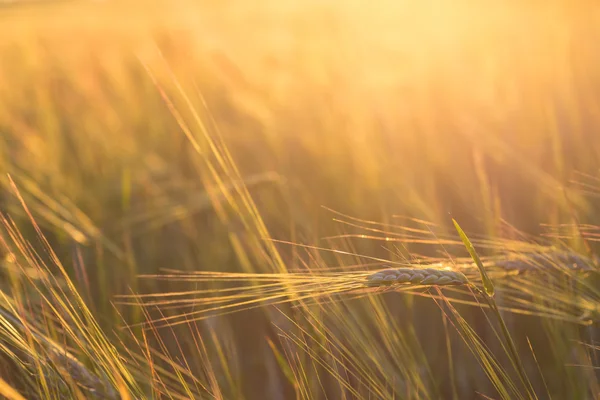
1, 0, 600, 399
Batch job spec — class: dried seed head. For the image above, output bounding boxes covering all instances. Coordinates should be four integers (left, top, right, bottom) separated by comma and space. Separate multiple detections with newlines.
493, 252, 597, 274
365, 267, 469, 287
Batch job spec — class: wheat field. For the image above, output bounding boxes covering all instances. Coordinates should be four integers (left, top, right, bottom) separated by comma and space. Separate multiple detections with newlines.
1, 0, 600, 398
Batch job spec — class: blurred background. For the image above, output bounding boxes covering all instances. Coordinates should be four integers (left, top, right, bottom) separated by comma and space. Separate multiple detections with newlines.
1, 0, 600, 398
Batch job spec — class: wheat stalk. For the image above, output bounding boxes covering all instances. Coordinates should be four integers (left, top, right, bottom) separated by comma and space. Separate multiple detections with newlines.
123, 250, 598, 330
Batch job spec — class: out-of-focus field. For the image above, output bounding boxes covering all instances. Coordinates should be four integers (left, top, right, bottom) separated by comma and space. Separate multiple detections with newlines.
1, 0, 600, 398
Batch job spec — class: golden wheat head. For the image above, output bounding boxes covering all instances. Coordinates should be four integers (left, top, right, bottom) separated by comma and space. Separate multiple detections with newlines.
365, 267, 469, 287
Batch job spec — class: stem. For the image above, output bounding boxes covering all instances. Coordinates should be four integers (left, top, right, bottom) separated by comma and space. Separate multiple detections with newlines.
482, 292, 537, 400
453, 218, 536, 399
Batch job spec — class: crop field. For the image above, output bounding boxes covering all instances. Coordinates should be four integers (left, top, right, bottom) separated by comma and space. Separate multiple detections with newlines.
1, 0, 600, 399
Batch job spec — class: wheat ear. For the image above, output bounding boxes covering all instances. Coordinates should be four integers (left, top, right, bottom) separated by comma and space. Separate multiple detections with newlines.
0, 306, 117, 399
365, 251, 597, 288
365, 267, 469, 287
490, 251, 597, 275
